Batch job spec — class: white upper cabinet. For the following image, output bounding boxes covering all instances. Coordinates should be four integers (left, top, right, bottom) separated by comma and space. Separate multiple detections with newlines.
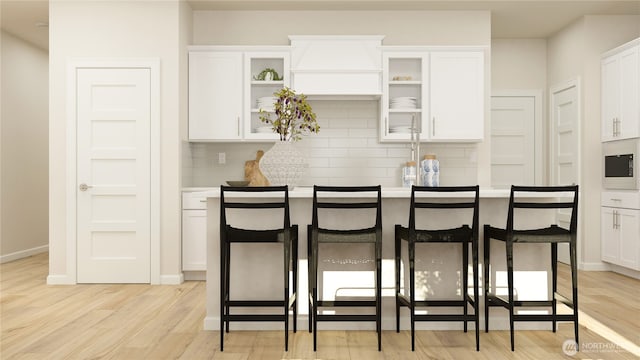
429, 51, 485, 141
189, 51, 243, 141
381, 51, 429, 142
380, 48, 485, 142
244, 51, 290, 141
601, 38, 640, 142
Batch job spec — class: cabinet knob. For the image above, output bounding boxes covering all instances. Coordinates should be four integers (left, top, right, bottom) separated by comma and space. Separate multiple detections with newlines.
79, 183, 93, 192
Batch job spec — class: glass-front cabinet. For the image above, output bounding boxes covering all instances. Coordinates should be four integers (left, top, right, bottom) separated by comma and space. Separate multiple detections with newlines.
244, 51, 290, 141
381, 52, 429, 142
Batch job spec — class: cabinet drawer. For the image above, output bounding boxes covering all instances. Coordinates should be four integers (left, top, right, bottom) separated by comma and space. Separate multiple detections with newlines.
182, 192, 208, 210
601, 191, 640, 209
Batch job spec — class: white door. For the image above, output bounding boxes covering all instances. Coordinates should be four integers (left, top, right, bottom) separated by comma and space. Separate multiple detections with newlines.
77, 68, 151, 283
491, 95, 536, 187
550, 80, 580, 265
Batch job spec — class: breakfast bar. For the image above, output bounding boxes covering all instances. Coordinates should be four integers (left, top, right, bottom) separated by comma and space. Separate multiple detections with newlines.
202, 187, 570, 331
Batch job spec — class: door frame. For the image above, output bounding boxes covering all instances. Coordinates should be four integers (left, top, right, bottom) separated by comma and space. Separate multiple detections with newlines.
491, 89, 544, 185
66, 59, 161, 284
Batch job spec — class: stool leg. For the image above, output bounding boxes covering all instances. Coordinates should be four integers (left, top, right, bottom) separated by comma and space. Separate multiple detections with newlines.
307, 226, 313, 333
220, 240, 226, 352
551, 243, 558, 333
472, 237, 480, 351
462, 239, 469, 333
377, 240, 382, 351
483, 226, 490, 333
570, 241, 579, 351
225, 242, 231, 334
284, 236, 290, 352
507, 240, 515, 351
312, 234, 318, 352
409, 240, 416, 352
395, 227, 401, 333
293, 232, 298, 334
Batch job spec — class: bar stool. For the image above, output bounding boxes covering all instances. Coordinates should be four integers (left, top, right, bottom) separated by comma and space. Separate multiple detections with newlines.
308, 185, 382, 351
219, 186, 298, 351
395, 185, 480, 351
484, 185, 579, 351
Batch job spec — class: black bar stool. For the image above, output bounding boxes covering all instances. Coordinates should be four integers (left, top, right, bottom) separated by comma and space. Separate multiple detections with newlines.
394, 185, 480, 351
219, 186, 298, 351
484, 185, 579, 351
308, 185, 382, 351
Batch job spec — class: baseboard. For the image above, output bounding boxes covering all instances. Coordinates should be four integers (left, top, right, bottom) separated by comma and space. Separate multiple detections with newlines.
0, 245, 48, 264
183, 271, 206, 281
607, 264, 640, 280
46, 274, 76, 285
580, 262, 611, 271
160, 273, 184, 285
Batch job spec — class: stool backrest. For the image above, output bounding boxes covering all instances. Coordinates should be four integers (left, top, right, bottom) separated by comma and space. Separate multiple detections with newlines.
507, 185, 579, 234
409, 185, 480, 235
312, 185, 382, 231
220, 185, 290, 231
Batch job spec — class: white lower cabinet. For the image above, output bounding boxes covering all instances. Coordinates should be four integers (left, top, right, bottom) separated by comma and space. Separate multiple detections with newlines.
182, 192, 207, 272
601, 206, 640, 271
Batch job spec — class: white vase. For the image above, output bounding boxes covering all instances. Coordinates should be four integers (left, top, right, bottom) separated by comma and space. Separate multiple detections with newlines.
259, 141, 306, 187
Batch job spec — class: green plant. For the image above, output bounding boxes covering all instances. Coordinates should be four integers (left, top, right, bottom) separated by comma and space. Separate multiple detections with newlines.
259, 87, 319, 141
253, 68, 282, 81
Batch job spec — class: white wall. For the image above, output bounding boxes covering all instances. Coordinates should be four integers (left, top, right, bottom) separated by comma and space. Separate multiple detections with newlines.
187, 10, 492, 187
547, 15, 640, 270
491, 39, 547, 91
193, 10, 490, 46
0, 31, 49, 262
48, 0, 191, 282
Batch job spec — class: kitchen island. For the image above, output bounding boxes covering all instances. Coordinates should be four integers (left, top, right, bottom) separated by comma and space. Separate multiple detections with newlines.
201, 187, 574, 331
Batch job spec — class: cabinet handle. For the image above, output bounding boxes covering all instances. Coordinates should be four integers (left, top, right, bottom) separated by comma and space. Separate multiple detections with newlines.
385, 116, 388, 136
237, 117, 240, 137
432, 116, 435, 137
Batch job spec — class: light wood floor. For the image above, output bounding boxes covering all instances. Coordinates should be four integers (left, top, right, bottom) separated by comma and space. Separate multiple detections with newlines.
1, 253, 639, 359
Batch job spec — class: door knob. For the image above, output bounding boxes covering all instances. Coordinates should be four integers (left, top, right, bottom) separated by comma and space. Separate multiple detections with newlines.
79, 183, 93, 191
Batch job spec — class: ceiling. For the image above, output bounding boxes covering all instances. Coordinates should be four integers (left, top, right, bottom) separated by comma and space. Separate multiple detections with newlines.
2, 0, 639, 51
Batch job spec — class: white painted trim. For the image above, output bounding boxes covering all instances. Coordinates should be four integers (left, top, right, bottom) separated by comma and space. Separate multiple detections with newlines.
606, 263, 640, 279
65, 58, 161, 284
0, 245, 49, 264
581, 262, 611, 271
160, 274, 185, 285
492, 89, 544, 185
46, 274, 75, 285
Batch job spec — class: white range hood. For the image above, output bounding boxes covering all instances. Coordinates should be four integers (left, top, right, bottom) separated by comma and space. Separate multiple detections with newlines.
289, 35, 384, 99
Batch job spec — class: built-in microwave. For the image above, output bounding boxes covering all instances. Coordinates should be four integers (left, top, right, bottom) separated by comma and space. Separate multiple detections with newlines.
603, 138, 640, 189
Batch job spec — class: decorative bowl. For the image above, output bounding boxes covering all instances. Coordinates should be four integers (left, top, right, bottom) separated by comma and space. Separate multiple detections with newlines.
226, 180, 249, 187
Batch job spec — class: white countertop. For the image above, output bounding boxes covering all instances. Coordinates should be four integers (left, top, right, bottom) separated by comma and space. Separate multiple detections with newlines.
182, 186, 571, 199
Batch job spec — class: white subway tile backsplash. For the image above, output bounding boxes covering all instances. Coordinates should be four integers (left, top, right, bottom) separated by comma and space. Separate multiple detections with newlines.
182, 100, 478, 187
328, 118, 368, 129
